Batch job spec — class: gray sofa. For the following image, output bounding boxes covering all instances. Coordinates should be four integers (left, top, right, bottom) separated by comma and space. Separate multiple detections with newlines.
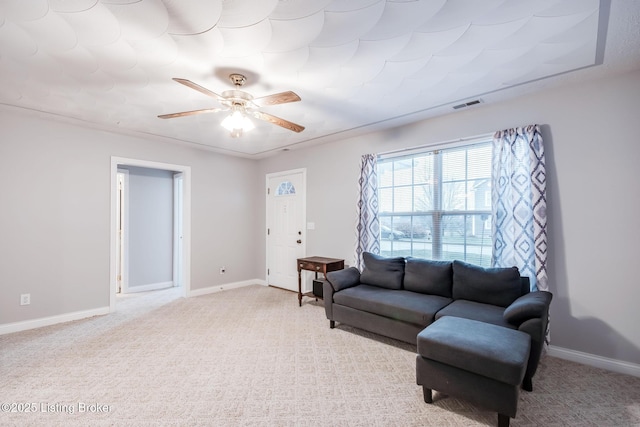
324, 252, 552, 391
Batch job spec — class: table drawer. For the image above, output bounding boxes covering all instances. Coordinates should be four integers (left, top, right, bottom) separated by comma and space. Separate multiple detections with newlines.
298, 261, 322, 272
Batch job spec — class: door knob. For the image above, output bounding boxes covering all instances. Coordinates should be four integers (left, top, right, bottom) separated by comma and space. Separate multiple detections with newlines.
296, 239, 302, 244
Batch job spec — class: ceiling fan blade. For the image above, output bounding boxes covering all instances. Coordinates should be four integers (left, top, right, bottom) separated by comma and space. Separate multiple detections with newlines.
253, 91, 301, 107
158, 108, 223, 119
172, 78, 224, 100
252, 111, 305, 133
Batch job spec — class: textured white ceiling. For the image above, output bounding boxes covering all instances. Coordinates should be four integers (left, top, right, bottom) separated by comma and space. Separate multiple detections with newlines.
0, 0, 638, 158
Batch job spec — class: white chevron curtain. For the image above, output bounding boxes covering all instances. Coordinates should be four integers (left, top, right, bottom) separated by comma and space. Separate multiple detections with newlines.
355, 154, 380, 270
492, 125, 548, 292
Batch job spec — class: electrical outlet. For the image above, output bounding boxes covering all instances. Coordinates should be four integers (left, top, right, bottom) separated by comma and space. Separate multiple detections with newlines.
20, 294, 31, 306
220, 267, 226, 274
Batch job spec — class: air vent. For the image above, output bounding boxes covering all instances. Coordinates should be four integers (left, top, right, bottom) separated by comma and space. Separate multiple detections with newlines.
453, 99, 483, 110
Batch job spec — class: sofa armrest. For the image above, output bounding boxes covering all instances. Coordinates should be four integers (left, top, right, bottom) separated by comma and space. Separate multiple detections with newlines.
507, 291, 552, 390
326, 267, 361, 292
324, 267, 360, 324
503, 291, 553, 326
323, 280, 335, 321
503, 291, 552, 327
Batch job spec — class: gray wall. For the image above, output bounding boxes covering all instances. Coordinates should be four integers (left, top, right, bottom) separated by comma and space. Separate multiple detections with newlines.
257, 69, 640, 366
0, 110, 261, 324
122, 166, 174, 290
2, 68, 639, 369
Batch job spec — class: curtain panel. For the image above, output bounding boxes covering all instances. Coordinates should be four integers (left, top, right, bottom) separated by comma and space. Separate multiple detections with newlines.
492, 125, 548, 292
355, 154, 380, 270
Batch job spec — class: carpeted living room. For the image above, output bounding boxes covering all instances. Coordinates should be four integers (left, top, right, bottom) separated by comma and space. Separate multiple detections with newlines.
2, 285, 639, 426
3, 254, 639, 426
2, 1, 640, 426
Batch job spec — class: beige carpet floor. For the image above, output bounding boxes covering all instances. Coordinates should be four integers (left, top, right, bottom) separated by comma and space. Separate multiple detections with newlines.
1, 284, 639, 426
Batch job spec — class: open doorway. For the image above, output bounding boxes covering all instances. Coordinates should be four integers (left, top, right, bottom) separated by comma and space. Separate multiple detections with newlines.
110, 157, 191, 313
116, 166, 176, 294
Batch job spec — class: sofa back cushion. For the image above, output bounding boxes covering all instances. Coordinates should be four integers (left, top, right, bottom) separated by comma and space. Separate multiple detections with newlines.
404, 258, 453, 297
452, 260, 522, 307
360, 252, 405, 290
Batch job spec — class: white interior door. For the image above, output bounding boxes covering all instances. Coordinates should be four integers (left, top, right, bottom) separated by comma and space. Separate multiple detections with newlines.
266, 169, 306, 292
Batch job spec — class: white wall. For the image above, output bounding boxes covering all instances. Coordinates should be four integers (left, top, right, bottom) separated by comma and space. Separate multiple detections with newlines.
0, 109, 262, 325
257, 69, 640, 367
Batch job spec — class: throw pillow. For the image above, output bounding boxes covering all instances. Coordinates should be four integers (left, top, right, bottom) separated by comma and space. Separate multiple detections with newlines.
452, 260, 522, 307
360, 252, 405, 290
404, 258, 453, 297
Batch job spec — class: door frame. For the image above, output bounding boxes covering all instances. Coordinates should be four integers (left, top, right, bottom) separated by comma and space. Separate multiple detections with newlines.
109, 157, 191, 312
173, 172, 184, 288
116, 168, 130, 293
265, 168, 307, 290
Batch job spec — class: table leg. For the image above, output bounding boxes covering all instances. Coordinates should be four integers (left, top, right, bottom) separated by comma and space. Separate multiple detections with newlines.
314, 272, 319, 301
297, 268, 302, 307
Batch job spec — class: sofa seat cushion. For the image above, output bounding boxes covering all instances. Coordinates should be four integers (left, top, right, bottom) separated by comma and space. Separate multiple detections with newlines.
435, 299, 514, 329
417, 317, 531, 386
333, 285, 452, 327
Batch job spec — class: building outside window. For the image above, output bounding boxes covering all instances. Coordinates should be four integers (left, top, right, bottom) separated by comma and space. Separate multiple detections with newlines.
378, 141, 492, 267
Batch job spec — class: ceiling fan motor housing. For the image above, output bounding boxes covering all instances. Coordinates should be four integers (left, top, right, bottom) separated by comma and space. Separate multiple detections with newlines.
229, 73, 247, 87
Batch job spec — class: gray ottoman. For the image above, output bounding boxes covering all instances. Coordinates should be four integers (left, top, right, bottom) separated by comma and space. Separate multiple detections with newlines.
416, 316, 531, 427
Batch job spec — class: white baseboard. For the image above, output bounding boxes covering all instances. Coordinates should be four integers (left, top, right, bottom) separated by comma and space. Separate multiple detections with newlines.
548, 345, 640, 378
122, 281, 174, 294
0, 306, 110, 336
0, 280, 267, 335
187, 279, 267, 298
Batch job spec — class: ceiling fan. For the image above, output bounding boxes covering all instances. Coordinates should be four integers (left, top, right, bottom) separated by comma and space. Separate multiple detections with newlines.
158, 74, 305, 137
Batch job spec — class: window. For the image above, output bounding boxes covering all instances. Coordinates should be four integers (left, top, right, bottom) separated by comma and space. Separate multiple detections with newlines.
276, 180, 296, 195
378, 141, 492, 266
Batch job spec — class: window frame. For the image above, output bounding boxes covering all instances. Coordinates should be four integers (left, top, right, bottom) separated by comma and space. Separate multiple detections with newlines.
377, 138, 493, 266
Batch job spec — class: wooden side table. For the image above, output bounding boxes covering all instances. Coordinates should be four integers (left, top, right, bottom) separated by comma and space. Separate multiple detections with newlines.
297, 256, 344, 306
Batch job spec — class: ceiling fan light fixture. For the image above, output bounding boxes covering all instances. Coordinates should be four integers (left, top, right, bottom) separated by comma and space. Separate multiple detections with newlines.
221, 107, 255, 137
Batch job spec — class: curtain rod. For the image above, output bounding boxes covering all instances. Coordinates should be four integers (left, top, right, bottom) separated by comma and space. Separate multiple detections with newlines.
377, 132, 493, 158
